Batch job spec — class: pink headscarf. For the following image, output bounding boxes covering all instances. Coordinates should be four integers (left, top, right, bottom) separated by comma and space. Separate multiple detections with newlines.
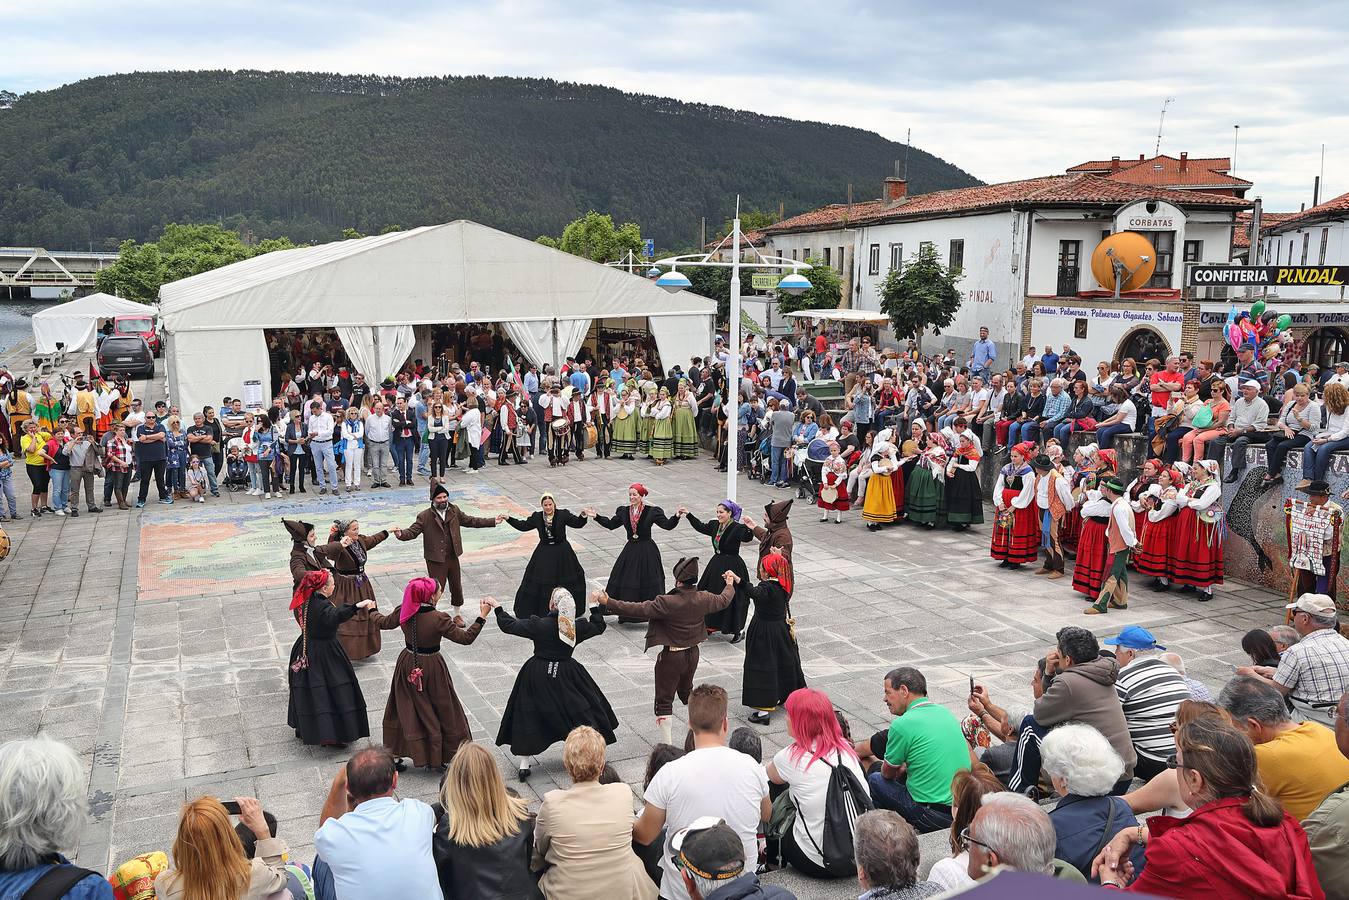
400, 576, 439, 624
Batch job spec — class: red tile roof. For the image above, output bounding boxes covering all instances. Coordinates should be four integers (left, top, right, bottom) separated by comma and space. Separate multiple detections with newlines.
761, 173, 1247, 236
1231, 211, 1296, 249
1259, 190, 1349, 234
1068, 155, 1250, 191
1069, 155, 1233, 174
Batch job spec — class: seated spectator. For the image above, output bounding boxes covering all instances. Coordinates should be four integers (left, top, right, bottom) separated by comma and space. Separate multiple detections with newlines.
1105, 626, 1190, 780
668, 819, 796, 900
852, 810, 941, 899
230, 815, 315, 900
855, 667, 971, 833
926, 768, 1005, 892
963, 792, 1076, 882
765, 688, 868, 879
1092, 718, 1323, 895
635, 684, 770, 900
1239, 593, 1349, 726
1242, 627, 1283, 667
1270, 624, 1302, 655
728, 726, 762, 763
636, 744, 686, 887
1041, 724, 1144, 882
1219, 675, 1349, 820
1123, 700, 1231, 817
532, 726, 654, 900
154, 796, 289, 899
435, 742, 540, 900
1303, 691, 1349, 898
313, 746, 440, 900
1160, 652, 1215, 702
0, 737, 112, 898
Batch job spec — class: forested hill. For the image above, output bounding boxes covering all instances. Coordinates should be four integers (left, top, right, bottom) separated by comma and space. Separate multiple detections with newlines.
0, 71, 980, 249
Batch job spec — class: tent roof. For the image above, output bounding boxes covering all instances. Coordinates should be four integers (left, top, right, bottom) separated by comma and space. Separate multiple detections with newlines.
785, 309, 890, 324
159, 221, 714, 333
32, 292, 148, 319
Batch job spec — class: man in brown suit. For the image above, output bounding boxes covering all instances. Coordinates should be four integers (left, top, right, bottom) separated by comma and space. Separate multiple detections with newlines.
596, 557, 736, 744
395, 481, 502, 615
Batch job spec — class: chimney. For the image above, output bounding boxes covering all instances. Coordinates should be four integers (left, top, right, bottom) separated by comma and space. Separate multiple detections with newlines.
1179, 152, 1188, 173
1110, 156, 1121, 172
884, 160, 907, 203
1139, 153, 1145, 161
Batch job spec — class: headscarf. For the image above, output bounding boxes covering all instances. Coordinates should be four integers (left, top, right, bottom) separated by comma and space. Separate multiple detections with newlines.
400, 576, 438, 624
720, 499, 743, 522
331, 518, 355, 540
539, 492, 555, 507
291, 569, 329, 611
1172, 461, 1191, 481
1011, 441, 1036, 461
762, 552, 793, 595
1197, 459, 1220, 480
1096, 449, 1118, 473
629, 482, 649, 498
551, 587, 577, 647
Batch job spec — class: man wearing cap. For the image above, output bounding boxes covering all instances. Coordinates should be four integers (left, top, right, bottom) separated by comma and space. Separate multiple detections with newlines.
1284, 481, 1342, 603
1204, 378, 1269, 484
394, 482, 504, 616
1032, 453, 1073, 580
666, 818, 795, 900
1085, 478, 1137, 615
1238, 593, 1349, 726
596, 559, 736, 745
1329, 361, 1349, 391
1104, 626, 1190, 780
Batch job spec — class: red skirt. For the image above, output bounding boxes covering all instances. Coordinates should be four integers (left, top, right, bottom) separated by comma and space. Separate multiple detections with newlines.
891, 468, 906, 516
1169, 507, 1225, 588
1072, 518, 1109, 597
1060, 507, 1082, 549
991, 491, 1039, 564
1134, 514, 1177, 578
818, 471, 850, 511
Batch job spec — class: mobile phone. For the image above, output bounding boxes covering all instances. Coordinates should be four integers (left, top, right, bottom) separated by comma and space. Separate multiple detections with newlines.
220, 800, 241, 815
969, 676, 976, 696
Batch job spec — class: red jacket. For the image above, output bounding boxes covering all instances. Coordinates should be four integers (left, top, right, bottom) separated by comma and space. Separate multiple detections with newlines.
1119, 797, 1323, 899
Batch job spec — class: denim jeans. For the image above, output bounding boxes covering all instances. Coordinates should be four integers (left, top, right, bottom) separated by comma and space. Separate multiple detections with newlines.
770, 445, 788, 484
1265, 432, 1310, 476
1052, 421, 1076, 445
49, 468, 70, 511
0, 473, 16, 517
1302, 437, 1349, 480
103, 470, 130, 504
247, 460, 263, 493
866, 770, 954, 834
167, 465, 185, 493
1096, 423, 1132, 449
310, 440, 338, 488
1007, 420, 1039, 445
417, 442, 430, 474
392, 437, 415, 482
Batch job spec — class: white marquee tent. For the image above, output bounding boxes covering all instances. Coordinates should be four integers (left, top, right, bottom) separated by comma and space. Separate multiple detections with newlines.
31, 292, 150, 353
159, 221, 716, 414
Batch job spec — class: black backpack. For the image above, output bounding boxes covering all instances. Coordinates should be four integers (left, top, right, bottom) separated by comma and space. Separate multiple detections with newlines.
801, 755, 874, 877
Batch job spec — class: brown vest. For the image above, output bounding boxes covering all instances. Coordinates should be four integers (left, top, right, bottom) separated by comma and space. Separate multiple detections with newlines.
1106, 498, 1130, 554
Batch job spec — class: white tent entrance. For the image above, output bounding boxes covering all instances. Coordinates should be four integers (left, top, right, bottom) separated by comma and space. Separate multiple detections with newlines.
159, 221, 715, 413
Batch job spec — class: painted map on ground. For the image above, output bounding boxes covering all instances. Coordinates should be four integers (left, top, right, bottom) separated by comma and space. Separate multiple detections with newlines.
137, 486, 537, 601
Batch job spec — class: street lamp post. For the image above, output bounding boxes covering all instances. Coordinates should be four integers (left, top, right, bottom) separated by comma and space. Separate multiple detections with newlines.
655, 202, 811, 503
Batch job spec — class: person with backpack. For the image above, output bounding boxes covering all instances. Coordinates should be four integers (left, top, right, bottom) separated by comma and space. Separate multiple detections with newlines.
765, 688, 871, 879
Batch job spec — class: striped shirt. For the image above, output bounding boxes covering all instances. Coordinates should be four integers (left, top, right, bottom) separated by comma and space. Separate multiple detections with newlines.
1115, 657, 1191, 762
1273, 628, 1349, 705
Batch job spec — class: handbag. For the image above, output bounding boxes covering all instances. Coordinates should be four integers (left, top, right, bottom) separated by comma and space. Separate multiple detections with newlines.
1192, 406, 1214, 428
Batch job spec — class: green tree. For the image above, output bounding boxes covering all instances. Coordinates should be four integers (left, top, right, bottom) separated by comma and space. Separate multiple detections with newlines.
94, 223, 294, 304
684, 265, 732, 322
340, 227, 364, 240
878, 243, 963, 350
538, 211, 643, 263
776, 257, 841, 316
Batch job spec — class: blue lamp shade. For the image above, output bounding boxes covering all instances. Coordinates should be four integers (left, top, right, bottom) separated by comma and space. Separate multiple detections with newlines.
656, 270, 692, 293
777, 272, 812, 295
646, 266, 662, 279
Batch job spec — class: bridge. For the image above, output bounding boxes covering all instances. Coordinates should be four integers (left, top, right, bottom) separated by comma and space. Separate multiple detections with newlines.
0, 246, 120, 293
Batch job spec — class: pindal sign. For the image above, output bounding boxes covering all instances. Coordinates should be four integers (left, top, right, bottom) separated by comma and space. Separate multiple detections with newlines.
1188, 265, 1347, 287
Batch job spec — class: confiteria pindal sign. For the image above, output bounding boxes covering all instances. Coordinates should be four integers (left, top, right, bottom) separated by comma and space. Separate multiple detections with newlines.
1188, 265, 1347, 286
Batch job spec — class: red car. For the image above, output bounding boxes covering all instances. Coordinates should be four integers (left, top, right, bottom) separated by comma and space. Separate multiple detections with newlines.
114, 313, 160, 356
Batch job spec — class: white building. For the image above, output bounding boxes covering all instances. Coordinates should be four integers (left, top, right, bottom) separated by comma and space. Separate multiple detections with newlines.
1253, 190, 1349, 301
760, 171, 1246, 366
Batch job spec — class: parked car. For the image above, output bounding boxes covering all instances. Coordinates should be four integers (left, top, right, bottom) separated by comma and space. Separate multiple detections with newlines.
114, 313, 160, 356
97, 335, 155, 380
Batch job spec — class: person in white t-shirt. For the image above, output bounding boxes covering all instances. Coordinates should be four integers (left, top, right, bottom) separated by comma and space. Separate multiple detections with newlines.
634, 684, 771, 900
765, 687, 867, 878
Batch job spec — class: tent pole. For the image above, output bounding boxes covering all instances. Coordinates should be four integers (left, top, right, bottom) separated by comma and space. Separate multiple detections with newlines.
372, 327, 381, 378
552, 319, 560, 376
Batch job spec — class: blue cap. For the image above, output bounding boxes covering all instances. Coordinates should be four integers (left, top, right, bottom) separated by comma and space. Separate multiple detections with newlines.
1103, 625, 1165, 651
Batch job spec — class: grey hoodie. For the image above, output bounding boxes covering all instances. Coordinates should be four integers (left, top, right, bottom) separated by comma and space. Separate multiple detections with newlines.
1034, 654, 1137, 777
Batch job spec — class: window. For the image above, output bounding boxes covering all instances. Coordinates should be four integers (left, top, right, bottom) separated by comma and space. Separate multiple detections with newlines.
1302, 232, 1311, 265
1183, 240, 1203, 263
1276, 241, 1281, 264
948, 239, 964, 272
868, 243, 880, 275
803, 248, 811, 261
790, 248, 797, 261
920, 241, 934, 257
1057, 240, 1081, 296
837, 246, 845, 273
1322, 228, 1331, 265
1289, 240, 1295, 265
1138, 230, 1175, 288
823, 247, 831, 267
889, 242, 903, 272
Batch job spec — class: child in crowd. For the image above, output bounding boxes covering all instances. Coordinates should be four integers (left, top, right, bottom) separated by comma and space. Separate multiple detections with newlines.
0, 446, 16, 521
185, 456, 209, 503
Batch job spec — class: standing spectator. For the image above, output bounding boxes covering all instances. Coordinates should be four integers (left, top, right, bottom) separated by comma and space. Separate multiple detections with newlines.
1041, 724, 1144, 882
0, 443, 16, 521
307, 400, 340, 494
1149, 356, 1186, 432
969, 326, 996, 381
154, 796, 289, 899
165, 415, 188, 499
253, 416, 277, 499
66, 427, 102, 515
414, 388, 432, 476
133, 412, 170, 506
203, 405, 224, 485
389, 396, 417, 486
101, 422, 134, 510
47, 424, 73, 516
284, 410, 311, 494
634, 684, 771, 900
1238, 592, 1349, 724
364, 400, 391, 488
768, 399, 793, 488
339, 407, 364, 491
186, 412, 218, 497
1105, 626, 1190, 780
853, 811, 941, 899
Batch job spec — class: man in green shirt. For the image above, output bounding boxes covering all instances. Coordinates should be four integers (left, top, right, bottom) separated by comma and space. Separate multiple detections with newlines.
854, 666, 972, 833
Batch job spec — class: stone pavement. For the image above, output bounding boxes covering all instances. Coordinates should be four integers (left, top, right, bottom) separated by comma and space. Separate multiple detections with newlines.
0, 443, 1287, 898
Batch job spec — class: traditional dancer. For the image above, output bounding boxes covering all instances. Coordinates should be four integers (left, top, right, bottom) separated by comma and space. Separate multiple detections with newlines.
320, 518, 389, 661
673, 381, 700, 460
649, 387, 674, 465
494, 588, 619, 781
285, 518, 337, 585
567, 385, 590, 461
1032, 453, 1073, 579
991, 442, 1039, 568
374, 577, 492, 771
505, 493, 588, 618
905, 431, 948, 529
862, 441, 900, 529
638, 386, 656, 457
1072, 449, 1115, 598
596, 559, 736, 744
610, 388, 640, 459
585, 484, 679, 615
496, 390, 523, 465
817, 442, 850, 524
592, 380, 617, 459
1284, 480, 1343, 604
1085, 477, 1138, 615
942, 418, 984, 529
1059, 443, 1094, 552
1136, 467, 1181, 591
741, 552, 806, 726
394, 482, 504, 615
743, 499, 794, 563
1170, 459, 1225, 601
680, 500, 755, 642
287, 570, 375, 747
544, 382, 571, 467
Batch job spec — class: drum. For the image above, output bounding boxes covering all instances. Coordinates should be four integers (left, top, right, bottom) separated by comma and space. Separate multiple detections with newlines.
585, 424, 598, 448
0, 525, 9, 560
820, 485, 839, 504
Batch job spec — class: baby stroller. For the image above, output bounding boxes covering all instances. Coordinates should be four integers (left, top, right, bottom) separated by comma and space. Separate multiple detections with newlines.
223, 453, 250, 493
749, 429, 773, 483
795, 438, 831, 500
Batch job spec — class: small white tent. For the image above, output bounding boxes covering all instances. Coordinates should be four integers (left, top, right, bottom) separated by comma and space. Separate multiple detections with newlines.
159, 221, 716, 414
31, 292, 150, 353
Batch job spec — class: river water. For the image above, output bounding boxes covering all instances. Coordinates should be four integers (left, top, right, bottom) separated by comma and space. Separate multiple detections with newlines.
0, 299, 56, 357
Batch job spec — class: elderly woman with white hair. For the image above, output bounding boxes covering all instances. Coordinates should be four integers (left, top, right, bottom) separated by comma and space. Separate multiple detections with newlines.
1041, 723, 1145, 882
0, 737, 113, 898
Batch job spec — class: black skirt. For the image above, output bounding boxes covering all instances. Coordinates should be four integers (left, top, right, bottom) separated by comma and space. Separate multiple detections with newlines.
742, 618, 806, 709
287, 636, 370, 745
944, 469, 985, 525
515, 542, 587, 618
605, 540, 665, 603
495, 656, 619, 756
701, 552, 752, 635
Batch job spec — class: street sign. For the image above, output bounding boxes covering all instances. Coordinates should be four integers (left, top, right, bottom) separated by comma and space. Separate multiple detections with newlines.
751, 273, 781, 291
642, 238, 655, 258
1188, 265, 1347, 287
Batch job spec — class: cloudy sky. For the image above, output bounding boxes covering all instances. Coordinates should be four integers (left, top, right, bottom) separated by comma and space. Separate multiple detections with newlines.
5, 0, 1346, 212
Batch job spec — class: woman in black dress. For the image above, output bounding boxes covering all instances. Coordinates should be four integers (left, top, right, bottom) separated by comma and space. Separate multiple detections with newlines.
493, 587, 619, 781
742, 552, 806, 725
679, 499, 755, 642
505, 493, 587, 618
584, 483, 679, 617
287, 569, 376, 746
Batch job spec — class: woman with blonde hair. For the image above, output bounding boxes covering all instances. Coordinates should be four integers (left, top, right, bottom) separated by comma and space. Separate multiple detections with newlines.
153, 796, 288, 900
433, 743, 541, 899
1299, 380, 1349, 486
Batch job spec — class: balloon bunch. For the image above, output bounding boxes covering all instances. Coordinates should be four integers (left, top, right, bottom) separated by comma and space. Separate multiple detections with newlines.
1225, 299, 1294, 370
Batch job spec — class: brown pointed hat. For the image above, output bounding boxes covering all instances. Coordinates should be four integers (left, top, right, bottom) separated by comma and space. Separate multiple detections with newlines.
673, 556, 700, 585
282, 519, 313, 543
